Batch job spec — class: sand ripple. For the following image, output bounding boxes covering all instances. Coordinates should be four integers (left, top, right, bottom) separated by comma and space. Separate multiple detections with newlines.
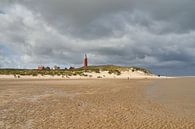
0, 79, 194, 129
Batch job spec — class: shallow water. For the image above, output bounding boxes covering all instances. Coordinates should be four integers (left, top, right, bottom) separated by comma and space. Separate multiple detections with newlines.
147, 77, 195, 118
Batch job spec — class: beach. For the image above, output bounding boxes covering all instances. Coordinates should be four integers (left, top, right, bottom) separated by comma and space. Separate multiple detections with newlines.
0, 78, 195, 129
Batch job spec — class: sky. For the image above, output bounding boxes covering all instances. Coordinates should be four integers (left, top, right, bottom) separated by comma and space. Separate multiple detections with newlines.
0, 0, 195, 75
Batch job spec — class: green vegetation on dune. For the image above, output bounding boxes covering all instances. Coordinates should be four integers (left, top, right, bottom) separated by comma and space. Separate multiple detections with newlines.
130, 66, 152, 75
0, 69, 83, 76
0, 65, 152, 76
80, 65, 130, 71
79, 65, 152, 74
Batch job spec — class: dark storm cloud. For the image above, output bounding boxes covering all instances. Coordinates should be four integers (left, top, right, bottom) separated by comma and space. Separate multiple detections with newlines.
12, 0, 195, 37
0, 0, 195, 75
136, 0, 195, 33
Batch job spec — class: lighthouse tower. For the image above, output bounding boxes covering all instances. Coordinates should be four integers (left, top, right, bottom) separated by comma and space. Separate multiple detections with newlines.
84, 54, 88, 71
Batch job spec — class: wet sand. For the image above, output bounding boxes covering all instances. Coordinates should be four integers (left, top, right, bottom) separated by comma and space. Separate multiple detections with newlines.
0, 78, 195, 129
147, 77, 195, 119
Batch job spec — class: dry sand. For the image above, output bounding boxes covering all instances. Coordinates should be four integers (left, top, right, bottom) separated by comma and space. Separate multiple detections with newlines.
0, 78, 194, 129
0, 70, 162, 79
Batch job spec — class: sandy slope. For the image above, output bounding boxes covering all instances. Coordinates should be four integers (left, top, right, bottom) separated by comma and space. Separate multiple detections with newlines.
0, 70, 162, 79
0, 79, 194, 129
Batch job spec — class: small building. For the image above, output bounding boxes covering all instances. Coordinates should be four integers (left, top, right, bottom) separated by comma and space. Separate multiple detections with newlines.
38, 65, 44, 70
69, 66, 75, 70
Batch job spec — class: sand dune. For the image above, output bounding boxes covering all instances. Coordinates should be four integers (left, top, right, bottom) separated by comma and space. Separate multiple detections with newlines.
0, 70, 162, 79
0, 78, 194, 129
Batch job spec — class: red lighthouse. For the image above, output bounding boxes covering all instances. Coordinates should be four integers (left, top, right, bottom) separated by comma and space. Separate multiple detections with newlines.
84, 54, 88, 71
